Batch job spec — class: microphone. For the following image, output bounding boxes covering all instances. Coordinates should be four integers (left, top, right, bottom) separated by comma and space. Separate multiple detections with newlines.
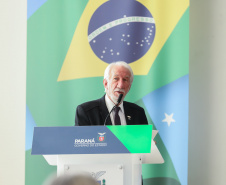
117, 93, 123, 105
103, 94, 123, 126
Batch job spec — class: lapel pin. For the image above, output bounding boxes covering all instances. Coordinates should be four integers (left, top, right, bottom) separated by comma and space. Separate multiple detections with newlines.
127, 116, 131, 120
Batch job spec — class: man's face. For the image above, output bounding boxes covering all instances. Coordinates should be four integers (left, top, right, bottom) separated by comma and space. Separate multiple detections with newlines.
103, 65, 132, 104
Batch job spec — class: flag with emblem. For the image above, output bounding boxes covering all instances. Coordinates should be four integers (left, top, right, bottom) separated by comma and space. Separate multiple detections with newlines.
26, 0, 189, 185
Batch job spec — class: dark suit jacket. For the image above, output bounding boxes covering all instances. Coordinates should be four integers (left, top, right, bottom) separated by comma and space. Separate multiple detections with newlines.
75, 95, 148, 126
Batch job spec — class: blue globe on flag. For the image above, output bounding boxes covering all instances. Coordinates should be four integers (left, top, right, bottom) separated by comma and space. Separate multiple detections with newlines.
88, 0, 156, 64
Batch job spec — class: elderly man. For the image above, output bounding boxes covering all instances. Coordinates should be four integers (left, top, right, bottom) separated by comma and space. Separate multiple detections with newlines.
75, 61, 148, 126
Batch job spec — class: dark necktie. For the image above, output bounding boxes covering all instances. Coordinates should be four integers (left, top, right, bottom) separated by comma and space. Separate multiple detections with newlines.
114, 106, 121, 125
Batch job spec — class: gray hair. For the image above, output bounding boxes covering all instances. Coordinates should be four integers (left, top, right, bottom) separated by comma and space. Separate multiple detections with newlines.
47, 174, 98, 185
104, 61, 134, 83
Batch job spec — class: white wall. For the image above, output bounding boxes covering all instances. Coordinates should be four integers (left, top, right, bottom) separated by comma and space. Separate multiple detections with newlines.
0, 0, 26, 185
188, 0, 226, 185
0, 0, 226, 185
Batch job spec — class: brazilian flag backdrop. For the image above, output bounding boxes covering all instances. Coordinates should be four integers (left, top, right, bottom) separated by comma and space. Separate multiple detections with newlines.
26, 0, 189, 185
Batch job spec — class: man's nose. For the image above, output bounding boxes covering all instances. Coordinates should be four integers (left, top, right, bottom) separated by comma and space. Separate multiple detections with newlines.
117, 79, 125, 88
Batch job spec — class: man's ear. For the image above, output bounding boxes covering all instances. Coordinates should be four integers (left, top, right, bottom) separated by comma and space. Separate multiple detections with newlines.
103, 79, 108, 89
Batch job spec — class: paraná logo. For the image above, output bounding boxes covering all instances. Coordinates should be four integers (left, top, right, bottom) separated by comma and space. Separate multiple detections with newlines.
98, 132, 106, 142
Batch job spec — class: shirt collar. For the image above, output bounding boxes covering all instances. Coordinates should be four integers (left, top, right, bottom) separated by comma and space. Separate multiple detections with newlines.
105, 94, 124, 113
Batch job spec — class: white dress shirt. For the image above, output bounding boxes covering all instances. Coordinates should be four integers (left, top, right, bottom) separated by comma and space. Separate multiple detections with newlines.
105, 95, 127, 125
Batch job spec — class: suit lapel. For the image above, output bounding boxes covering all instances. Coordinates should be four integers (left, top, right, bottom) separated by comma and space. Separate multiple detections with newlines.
99, 95, 112, 125
123, 102, 134, 125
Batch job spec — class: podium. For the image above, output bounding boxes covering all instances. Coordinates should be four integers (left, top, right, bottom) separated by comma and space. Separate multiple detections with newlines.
32, 125, 163, 185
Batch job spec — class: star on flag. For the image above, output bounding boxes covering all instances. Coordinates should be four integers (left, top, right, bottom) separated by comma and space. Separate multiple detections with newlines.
162, 113, 176, 126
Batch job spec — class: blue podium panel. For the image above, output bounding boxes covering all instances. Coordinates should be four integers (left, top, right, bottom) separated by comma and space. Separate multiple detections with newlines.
32, 126, 130, 155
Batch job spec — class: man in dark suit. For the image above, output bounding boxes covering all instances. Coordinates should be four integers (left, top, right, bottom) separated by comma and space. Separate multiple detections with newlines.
75, 61, 148, 126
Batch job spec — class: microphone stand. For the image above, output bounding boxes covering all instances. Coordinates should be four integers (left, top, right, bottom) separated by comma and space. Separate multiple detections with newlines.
103, 94, 123, 126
